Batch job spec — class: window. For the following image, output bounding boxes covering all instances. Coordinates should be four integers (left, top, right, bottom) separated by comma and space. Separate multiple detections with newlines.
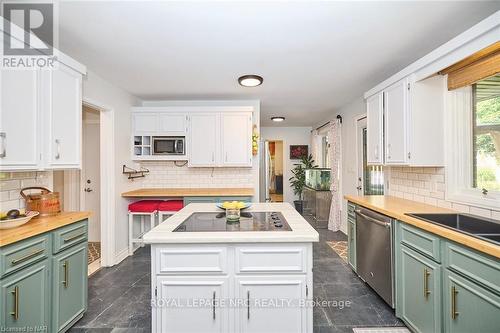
472, 75, 500, 193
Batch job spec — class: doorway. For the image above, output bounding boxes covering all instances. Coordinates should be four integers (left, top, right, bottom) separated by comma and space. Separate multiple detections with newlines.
356, 117, 384, 195
53, 104, 103, 275
82, 105, 102, 274
268, 141, 284, 202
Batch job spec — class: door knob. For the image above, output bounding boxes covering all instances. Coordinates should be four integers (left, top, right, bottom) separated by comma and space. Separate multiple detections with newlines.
84, 188, 93, 192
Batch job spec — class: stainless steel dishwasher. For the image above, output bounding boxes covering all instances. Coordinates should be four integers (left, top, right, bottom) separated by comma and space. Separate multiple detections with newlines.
355, 207, 394, 307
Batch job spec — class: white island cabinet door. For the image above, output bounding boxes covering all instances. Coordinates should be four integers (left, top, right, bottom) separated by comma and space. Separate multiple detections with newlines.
44, 63, 82, 169
384, 78, 409, 165
0, 69, 39, 171
366, 92, 384, 165
188, 113, 219, 167
221, 112, 252, 167
236, 276, 307, 333
155, 276, 229, 333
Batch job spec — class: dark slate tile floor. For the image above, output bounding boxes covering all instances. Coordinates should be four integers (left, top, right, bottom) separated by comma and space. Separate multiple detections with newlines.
71, 218, 404, 332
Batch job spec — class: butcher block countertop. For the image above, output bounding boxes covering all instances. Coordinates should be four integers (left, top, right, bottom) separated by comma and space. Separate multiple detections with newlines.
121, 188, 254, 198
344, 195, 500, 259
0, 211, 91, 247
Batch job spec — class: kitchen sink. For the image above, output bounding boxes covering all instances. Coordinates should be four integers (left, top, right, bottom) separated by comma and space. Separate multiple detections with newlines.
405, 213, 500, 245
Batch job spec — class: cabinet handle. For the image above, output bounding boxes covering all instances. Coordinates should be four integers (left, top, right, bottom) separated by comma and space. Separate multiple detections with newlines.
225, 152, 228, 162
423, 268, 430, 299
451, 286, 459, 320
10, 286, 19, 320
212, 291, 216, 320
0, 132, 6, 158
212, 152, 215, 162
11, 248, 45, 265
63, 260, 69, 288
247, 290, 250, 320
63, 232, 86, 243
387, 144, 391, 159
55, 139, 61, 160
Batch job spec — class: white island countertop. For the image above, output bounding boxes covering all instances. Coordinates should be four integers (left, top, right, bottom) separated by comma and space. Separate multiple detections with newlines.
143, 203, 319, 244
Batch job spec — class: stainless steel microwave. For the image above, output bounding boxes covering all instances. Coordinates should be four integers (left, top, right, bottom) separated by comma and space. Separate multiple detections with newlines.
152, 136, 185, 155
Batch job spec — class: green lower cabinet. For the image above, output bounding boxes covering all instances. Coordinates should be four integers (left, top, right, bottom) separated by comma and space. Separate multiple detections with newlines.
0, 259, 50, 331
443, 270, 500, 333
347, 220, 356, 271
396, 245, 441, 333
52, 243, 88, 332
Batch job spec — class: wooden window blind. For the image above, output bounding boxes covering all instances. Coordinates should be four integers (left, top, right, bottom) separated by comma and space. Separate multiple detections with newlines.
439, 42, 500, 90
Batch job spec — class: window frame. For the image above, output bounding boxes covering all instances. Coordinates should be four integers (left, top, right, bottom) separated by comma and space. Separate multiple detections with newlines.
445, 85, 500, 210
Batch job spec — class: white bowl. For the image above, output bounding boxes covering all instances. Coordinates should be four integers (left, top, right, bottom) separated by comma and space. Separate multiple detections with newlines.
0, 211, 39, 229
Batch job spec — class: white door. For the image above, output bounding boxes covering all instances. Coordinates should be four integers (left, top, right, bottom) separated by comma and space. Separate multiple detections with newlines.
221, 112, 252, 167
384, 78, 409, 165
82, 119, 100, 242
133, 113, 159, 134
156, 276, 229, 333
44, 63, 82, 168
0, 69, 39, 170
159, 113, 187, 134
236, 276, 306, 333
366, 92, 384, 165
188, 113, 218, 167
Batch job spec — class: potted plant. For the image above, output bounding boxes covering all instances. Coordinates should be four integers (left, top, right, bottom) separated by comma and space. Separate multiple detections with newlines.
289, 154, 317, 214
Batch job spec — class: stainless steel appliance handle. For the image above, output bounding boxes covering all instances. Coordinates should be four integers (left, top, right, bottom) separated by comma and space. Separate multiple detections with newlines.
355, 210, 390, 228
212, 291, 216, 320
174, 140, 178, 153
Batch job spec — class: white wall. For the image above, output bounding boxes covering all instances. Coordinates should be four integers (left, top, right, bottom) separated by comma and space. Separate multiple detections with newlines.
261, 127, 312, 205
82, 70, 141, 263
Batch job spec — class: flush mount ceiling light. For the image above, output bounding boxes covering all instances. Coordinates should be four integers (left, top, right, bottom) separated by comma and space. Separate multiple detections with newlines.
271, 116, 285, 122
238, 75, 263, 87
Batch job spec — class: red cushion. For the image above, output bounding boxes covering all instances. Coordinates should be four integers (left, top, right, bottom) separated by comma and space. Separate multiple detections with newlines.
158, 200, 184, 212
128, 200, 162, 213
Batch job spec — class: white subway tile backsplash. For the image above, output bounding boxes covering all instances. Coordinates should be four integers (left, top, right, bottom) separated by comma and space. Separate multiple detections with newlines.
388, 166, 496, 218
0, 172, 51, 211
469, 206, 492, 219
136, 162, 254, 189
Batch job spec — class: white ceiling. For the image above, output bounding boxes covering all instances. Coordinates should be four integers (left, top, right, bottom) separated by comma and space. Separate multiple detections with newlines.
58, 1, 500, 126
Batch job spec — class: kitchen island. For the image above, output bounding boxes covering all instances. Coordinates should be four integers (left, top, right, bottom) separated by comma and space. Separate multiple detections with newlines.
143, 202, 319, 333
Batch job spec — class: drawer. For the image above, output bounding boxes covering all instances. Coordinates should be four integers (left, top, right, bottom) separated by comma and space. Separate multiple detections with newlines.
52, 220, 88, 254
0, 234, 50, 278
235, 245, 307, 273
444, 241, 500, 294
155, 246, 227, 274
397, 222, 441, 262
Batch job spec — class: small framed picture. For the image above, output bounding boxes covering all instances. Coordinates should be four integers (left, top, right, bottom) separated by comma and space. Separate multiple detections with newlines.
289, 145, 308, 159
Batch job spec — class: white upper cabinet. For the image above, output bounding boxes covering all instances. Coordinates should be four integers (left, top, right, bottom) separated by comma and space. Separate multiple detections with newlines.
43, 63, 83, 169
221, 113, 252, 167
365, 75, 444, 167
159, 113, 187, 134
133, 113, 159, 134
188, 113, 219, 167
0, 69, 40, 171
384, 78, 409, 165
366, 92, 384, 165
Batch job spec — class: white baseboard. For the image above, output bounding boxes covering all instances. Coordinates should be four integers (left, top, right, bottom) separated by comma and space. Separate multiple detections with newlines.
114, 247, 129, 265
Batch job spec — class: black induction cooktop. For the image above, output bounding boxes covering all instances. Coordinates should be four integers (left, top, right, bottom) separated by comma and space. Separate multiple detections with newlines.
173, 212, 292, 232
